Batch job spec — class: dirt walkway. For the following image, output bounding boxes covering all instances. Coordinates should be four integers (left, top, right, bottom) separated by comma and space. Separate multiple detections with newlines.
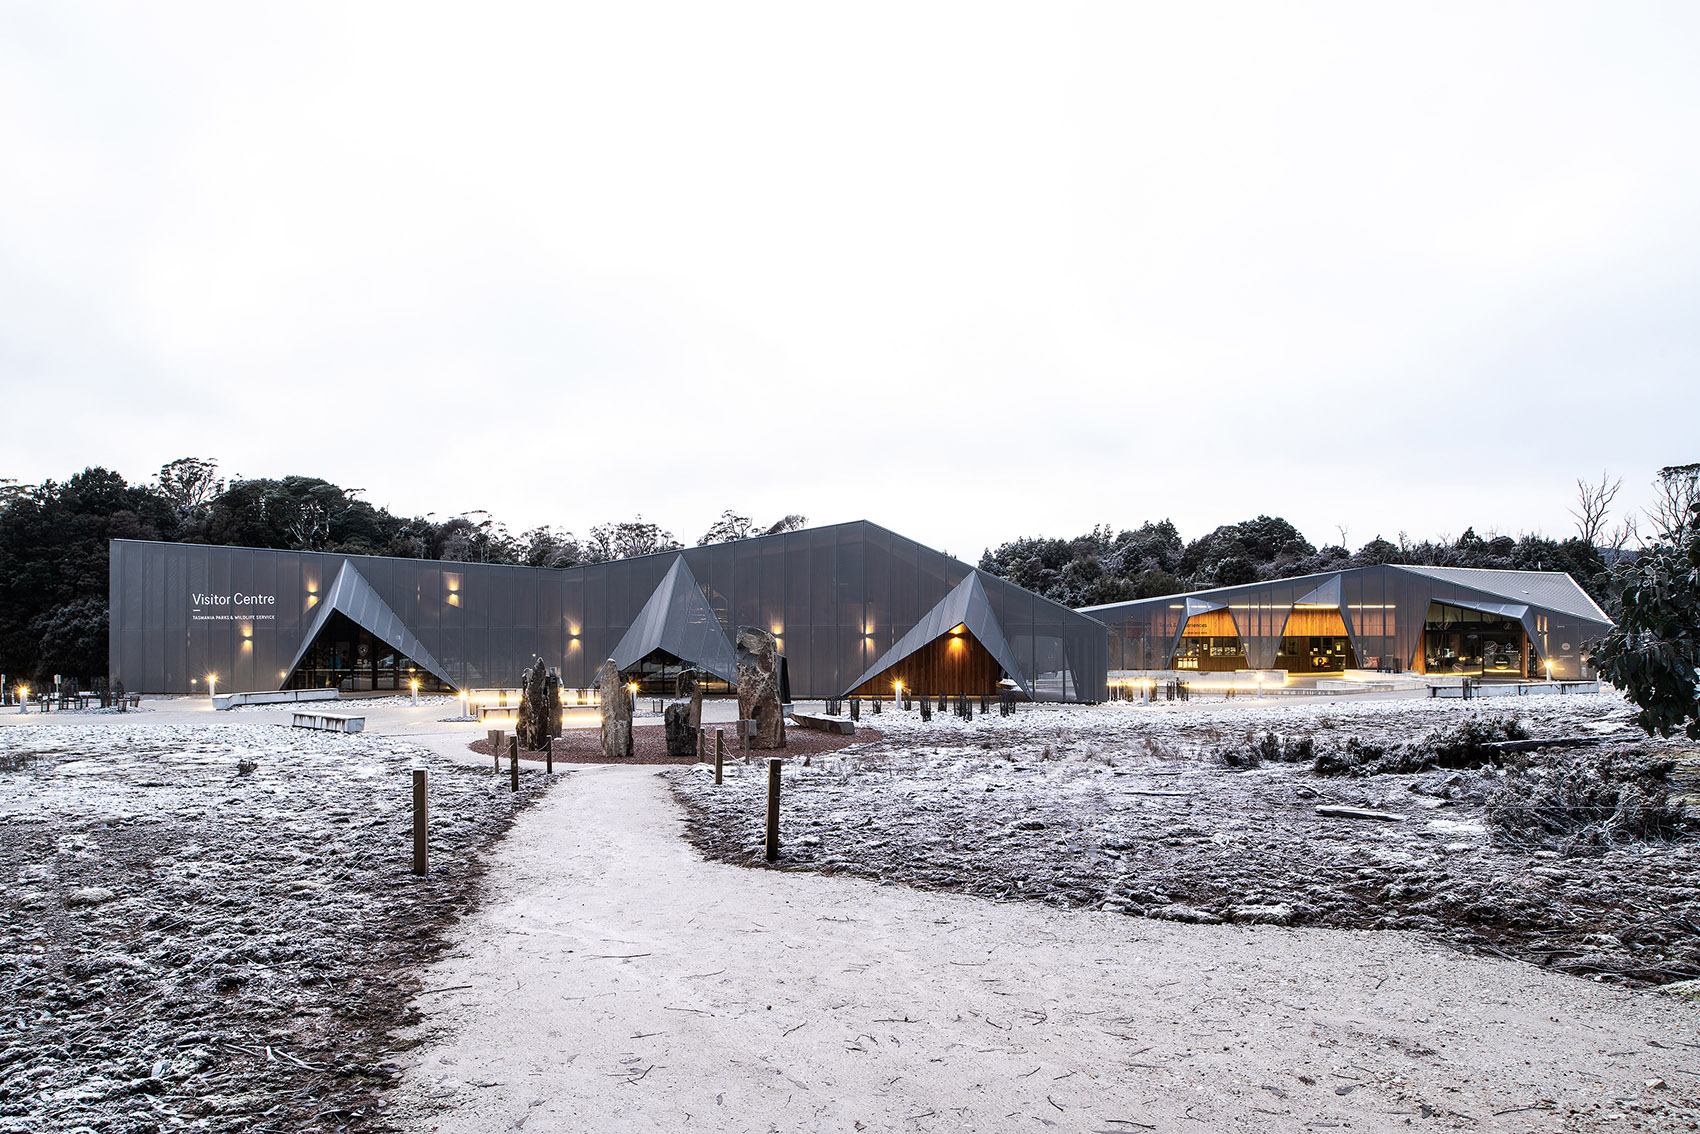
390, 765, 1697, 1133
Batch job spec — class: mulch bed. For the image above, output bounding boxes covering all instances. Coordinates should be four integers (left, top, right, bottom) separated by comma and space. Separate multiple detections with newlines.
469, 722, 882, 765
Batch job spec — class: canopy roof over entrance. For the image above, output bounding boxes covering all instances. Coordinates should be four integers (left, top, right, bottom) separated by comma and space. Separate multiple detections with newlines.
609, 555, 739, 684
283, 561, 455, 690
842, 571, 1034, 699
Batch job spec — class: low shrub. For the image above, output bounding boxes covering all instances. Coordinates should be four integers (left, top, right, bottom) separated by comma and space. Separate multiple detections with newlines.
1483, 752, 1693, 852
1311, 715, 1527, 778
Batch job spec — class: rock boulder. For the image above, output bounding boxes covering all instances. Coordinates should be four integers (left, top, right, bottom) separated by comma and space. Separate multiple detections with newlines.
597, 659, 632, 759
735, 627, 786, 750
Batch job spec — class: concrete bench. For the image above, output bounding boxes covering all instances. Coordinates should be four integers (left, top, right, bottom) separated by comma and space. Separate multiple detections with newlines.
290, 712, 365, 733
789, 712, 856, 735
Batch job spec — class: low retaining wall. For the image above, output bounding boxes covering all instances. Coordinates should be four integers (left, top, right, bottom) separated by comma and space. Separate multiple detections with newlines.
1428, 680, 1599, 699
212, 688, 341, 711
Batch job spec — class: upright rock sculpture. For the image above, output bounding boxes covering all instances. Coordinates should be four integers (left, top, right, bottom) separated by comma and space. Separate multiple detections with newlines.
662, 667, 703, 758
516, 657, 555, 751
735, 627, 786, 750
545, 667, 563, 742
678, 667, 704, 731
596, 659, 632, 759
663, 702, 694, 757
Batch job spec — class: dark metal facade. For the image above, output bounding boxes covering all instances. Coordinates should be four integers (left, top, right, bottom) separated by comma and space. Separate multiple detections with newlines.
1081, 564, 1612, 680
108, 521, 1108, 700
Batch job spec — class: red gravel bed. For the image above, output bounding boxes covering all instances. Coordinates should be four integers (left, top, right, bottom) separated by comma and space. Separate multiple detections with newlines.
469, 722, 881, 765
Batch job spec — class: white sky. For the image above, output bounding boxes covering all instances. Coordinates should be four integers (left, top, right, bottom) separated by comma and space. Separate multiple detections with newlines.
2, 2, 1696, 559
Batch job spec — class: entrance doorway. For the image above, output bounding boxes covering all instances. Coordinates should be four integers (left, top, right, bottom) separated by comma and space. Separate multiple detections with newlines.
1422, 603, 1526, 677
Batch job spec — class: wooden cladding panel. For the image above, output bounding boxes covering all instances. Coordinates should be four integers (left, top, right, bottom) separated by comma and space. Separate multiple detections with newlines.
1179, 609, 1239, 638
1283, 608, 1350, 637
850, 632, 1004, 697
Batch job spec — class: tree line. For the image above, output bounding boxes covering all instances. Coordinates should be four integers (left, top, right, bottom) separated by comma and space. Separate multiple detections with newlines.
0, 458, 807, 684
976, 468, 1696, 613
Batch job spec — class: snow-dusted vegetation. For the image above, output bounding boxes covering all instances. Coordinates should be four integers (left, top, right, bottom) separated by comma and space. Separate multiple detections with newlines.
0, 723, 550, 1134
671, 693, 1700, 987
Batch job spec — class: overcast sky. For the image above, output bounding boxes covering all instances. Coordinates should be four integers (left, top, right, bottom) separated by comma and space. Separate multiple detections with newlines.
2, 2, 1695, 560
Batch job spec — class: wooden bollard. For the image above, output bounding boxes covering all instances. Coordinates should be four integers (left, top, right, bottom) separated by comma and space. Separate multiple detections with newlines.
508, 736, 519, 792
765, 757, 781, 861
714, 728, 724, 785
411, 769, 428, 875
488, 729, 502, 771
546, 736, 553, 775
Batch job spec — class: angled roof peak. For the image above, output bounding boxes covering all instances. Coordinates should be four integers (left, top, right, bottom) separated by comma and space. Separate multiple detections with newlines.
283, 560, 455, 690
1389, 565, 1610, 623
610, 555, 739, 683
841, 571, 1033, 699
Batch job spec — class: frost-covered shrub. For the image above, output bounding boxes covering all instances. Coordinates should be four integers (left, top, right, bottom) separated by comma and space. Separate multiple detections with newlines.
1212, 731, 1315, 770
1484, 752, 1693, 852
1311, 715, 1527, 777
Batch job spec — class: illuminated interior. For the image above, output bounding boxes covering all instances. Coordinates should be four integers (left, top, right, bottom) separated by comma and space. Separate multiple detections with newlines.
284, 612, 453, 692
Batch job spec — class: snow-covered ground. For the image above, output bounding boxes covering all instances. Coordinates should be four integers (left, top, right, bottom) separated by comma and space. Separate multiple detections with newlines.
0, 721, 552, 1134
4, 692, 1697, 1132
670, 690, 1700, 989
389, 761, 1700, 1133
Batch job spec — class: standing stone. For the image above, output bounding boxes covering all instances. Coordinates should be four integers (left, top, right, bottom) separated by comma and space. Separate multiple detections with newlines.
664, 668, 703, 757
677, 667, 704, 731
663, 703, 695, 757
735, 627, 786, 750
517, 657, 554, 751
597, 659, 632, 759
545, 667, 563, 741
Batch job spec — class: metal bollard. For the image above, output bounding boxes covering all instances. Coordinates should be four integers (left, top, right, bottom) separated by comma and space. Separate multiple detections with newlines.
765, 757, 781, 861
411, 769, 428, 875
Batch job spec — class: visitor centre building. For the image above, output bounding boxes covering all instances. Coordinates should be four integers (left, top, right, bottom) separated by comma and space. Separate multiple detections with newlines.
107, 521, 1107, 701
107, 525, 1611, 700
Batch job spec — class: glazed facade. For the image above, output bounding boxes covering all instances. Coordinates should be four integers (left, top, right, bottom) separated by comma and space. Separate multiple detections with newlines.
1081, 564, 1612, 681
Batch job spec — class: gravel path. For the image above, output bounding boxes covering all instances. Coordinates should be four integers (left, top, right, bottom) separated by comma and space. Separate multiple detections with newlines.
389, 763, 1699, 1133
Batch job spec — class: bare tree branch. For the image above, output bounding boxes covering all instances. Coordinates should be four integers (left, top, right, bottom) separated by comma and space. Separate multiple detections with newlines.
1569, 470, 1621, 546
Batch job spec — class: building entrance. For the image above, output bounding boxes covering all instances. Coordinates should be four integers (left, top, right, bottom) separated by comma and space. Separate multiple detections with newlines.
285, 611, 452, 692
1422, 603, 1526, 677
